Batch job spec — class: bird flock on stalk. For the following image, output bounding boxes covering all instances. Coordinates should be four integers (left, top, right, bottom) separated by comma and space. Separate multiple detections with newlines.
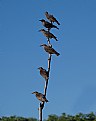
32, 11, 60, 103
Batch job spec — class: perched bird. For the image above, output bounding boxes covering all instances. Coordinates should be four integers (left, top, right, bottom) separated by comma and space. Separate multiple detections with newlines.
45, 11, 60, 25
39, 29, 58, 41
32, 91, 48, 102
39, 19, 59, 30
40, 44, 60, 56
38, 67, 49, 81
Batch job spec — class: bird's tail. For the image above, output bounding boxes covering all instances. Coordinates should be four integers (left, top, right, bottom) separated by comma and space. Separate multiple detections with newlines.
56, 27, 59, 30
53, 25, 59, 30
56, 52, 60, 56
45, 99, 49, 102
56, 20, 60, 25
54, 36, 58, 41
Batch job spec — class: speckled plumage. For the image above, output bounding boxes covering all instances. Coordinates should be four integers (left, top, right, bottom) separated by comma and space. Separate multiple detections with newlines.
40, 44, 60, 56
39, 19, 59, 30
32, 91, 48, 102
39, 29, 58, 41
38, 67, 49, 81
45, 11, 60, 25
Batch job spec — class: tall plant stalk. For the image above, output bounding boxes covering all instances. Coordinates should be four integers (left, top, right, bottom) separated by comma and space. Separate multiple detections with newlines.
39, 29, 51, 121
35, 13, 60, 121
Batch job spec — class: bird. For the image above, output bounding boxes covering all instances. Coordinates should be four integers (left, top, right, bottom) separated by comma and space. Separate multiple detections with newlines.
39, 19, 59, 30
45, 11, 60, 25
38, 67, 49, 81
40, 44, 60, 56
32, 91, 49, 102
39, 29, 58, 41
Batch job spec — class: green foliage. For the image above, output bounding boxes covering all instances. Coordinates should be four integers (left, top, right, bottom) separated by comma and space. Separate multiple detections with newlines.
46, 114, 58, 121
0, 116, 37, 121
0, 112, 96, 121
46, 112, 96, 121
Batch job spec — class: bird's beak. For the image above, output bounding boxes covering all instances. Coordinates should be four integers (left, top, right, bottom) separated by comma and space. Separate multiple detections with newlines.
38, 30, 41, 32
32, 92, 35, 94
40, 44, 43, 47
39, 20, 42, 21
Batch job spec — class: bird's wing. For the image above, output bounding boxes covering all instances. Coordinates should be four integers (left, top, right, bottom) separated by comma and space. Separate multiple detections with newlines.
42, 69, 48, 75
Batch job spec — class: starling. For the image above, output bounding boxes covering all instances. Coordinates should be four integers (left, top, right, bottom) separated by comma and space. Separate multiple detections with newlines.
45, 11, 60, 25
39, 29, 58, 41
39, 19, 59, 30
32, 91, 48, 102
38, 67, 49, 81
40, 44, 60, 56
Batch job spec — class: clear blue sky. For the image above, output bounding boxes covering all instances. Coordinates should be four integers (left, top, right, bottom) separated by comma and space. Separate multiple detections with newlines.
0, 0, 96, 119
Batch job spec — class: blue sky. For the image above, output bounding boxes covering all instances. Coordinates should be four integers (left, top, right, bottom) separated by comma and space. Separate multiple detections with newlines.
0, 0, 96, 119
